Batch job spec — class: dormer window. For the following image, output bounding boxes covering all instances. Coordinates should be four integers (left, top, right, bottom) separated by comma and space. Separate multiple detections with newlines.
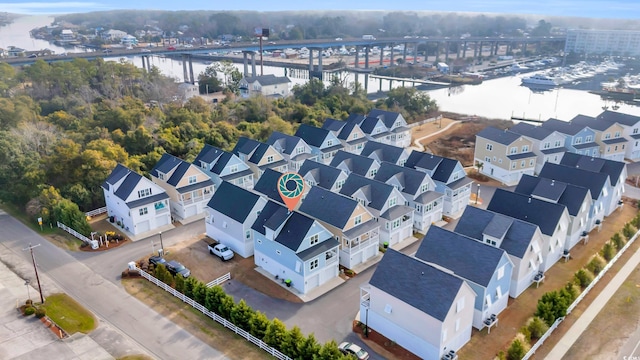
522, 145, 529, 152
510, 146, 518, 154
158, 173, 165, 180
420, 184, 428, 193
574, 137, 582, 145
354, 215, 362, 225
138, 188, 151, 198
296, 146, 304, 154
388, 197, 397, 207
310, 234, 319, 245
352, 133, 358, 139
586, 135, 593, 142
327, 140, 333, 146
188, 175, 197, 184
230, 164, 238, 173
267, 155, 274, 163
614, 131, 621, 138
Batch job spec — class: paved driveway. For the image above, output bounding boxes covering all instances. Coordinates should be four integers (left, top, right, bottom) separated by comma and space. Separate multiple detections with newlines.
0, 210, 226, 360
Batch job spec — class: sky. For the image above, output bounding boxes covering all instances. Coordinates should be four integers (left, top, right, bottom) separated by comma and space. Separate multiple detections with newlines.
1, 0, 640, 19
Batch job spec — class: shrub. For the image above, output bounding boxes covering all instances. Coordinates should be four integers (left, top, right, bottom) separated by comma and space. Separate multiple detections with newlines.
611, 232, 625, 252
622, 223, 636, 240
35, 307, 46, 319
23, 306, 36, 316
25, 299, 33, 306
507, 339, 526, 360
519, 325, 531, 343
535, 290, 571, 326
574, 269, 593, 288
601, 242, 615, 262
586, 255, 605, 275
528, 316, 549, 340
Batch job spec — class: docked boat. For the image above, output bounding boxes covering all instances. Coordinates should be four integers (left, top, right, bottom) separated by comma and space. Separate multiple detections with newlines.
521, 74, 558, 86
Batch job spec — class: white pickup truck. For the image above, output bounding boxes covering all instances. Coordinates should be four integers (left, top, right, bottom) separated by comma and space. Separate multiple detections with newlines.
208, 243, 234, 261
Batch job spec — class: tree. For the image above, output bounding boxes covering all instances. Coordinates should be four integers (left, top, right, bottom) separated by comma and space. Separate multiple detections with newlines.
535, 290, 570, 326
154, 264, 171, 285
192, 281, 207, 305
574, 269, 593, 288
611, 232, 625, 251
198, 66, 223, 94
280, 325, 305, 358
317, 340, 344, 359
204, 285, 225, 312
586, 256, 605, 275
527, 317, 549, 340
622, 223, 636, 240
183, 277, 197, 299
230, 299, 255, 331
601, 241, 615, 261
174, 273, 185, 293
299, 333, 321, 359
507, 339, 526, 360
51, 198, 92, 236
263, 318, 287, 349
249, 311, 270, 339
217, 293, 235, 319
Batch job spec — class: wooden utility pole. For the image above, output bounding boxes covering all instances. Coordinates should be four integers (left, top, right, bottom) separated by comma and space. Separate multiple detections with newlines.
23, 243, 45, 303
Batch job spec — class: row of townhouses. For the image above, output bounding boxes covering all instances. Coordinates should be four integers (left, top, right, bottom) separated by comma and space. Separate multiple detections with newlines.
360, 150, 626, 359
475, 110, 639, 185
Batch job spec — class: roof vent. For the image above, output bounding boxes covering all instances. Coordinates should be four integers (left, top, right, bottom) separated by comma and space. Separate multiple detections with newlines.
528, 197, 532, 203
421, 271, 424, 275
551, 180, 555, 186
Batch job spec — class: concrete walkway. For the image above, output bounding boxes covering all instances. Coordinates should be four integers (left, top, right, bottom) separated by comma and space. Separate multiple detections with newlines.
546, 238, 640, 359
410, 120, 460, 152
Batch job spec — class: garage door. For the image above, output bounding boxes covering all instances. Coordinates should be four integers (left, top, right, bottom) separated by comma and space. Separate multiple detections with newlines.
306, 274, 320, 292
136, 220, 150, 234
156, 215, 169, 226
185, 205, 197, 218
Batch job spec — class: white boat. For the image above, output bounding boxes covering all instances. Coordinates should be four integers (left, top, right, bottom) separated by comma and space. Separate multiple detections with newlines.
521, 74, 558, 86
511, 63, 529, 72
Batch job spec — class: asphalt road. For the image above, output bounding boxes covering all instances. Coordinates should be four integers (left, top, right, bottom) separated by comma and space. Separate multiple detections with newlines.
0, 212, 226, 360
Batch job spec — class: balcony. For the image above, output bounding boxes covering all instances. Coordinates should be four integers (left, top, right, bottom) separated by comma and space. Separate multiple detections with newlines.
360, 288, 371, 309
344, 229, 379, 254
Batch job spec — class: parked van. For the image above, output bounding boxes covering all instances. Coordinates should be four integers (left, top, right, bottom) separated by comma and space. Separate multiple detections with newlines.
362, 35, 376, 40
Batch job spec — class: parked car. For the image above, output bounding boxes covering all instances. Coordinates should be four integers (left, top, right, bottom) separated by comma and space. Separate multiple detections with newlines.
167, 46, 176, 50
338, 342, 369, 360
149, 255, 166, 266
141, 49, 151, 52
166, 260, 190, 278
208, 243, 234, 261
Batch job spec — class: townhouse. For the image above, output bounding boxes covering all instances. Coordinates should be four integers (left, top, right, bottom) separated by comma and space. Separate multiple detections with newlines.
404, 151, 473, 218
509, 122, 567, 174
597, 110, 640, 160
252, 200, 340, 294
205, 181, 267, 257
360, 249, 475, 360
193, 144, 254, 190
233, 137, 289, 178
474, 126, 536, 186
297, 159, 348, 192
102, 164, 172, 236
322, 118, 368, 154
266, 131, 317, 172
299, 186, 380, 270
416, 226, 513, 330
455, 206, 545, 297
360, 140, 410, 166
339, 174, 414, 247
487, 189, 570, 272
540, 118, 600, 157
570, 114, 627, 161
330, 150, 381, 179
150, 153, 214, 223
294, 124, 343, 165
373, 162, 444, 232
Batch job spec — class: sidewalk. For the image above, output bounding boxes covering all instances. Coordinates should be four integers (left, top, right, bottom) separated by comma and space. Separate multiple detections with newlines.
546, 236, 640, 359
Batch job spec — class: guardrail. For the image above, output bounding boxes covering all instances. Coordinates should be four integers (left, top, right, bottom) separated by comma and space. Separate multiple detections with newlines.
206, 272, 231, 288
137, 268, 290, 360
522, 228, 640, 360
56, 221, 91, 244
85, 206, 107, 217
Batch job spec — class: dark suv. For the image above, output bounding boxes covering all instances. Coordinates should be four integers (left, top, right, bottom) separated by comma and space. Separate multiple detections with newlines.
148, 255, 166, 267
166, 260, 191, 278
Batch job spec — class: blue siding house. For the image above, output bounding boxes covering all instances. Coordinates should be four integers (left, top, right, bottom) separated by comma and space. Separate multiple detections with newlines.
415, 226, 513, 329
252, 200, 340, 294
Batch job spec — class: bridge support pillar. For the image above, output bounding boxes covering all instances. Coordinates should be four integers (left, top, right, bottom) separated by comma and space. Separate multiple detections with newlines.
188, 55, 195, 84
309, 49, 313, 72
318, 48, 323, 73
403, 43, 407, 64
414, 43, 418, 64
390, 46, 394, 67
494, 41, 499, 55
251, 53, 257, 77
355, 47, 360, 68
537, 41, 542, 55
141, 56, 147, 71
434, 42, 439, 63
462, 41, 467, 58
364, 74, 368, 93
364, 46, 369, 69
242, 52, 248, 77
380, 46, 384, 66
444, 42, 449, 62
182, 54, 189, 83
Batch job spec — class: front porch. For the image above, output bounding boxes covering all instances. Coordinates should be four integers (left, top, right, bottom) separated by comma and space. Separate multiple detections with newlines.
339, 225, 380, 269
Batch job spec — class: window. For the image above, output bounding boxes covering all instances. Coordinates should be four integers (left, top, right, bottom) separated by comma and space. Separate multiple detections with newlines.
230, 164, 238, 173
158, 173, 165, 180
456, 297, 465, 312
388, 197, 397, 207
521, 160, 525, 168
296, 146, 304, 154
510, 146, 518, 154
327, 140, 333, 146
137, 188, 151, 198
522, 145, 529, 152
486, 143, 493, 151
188, 175, 197, 184
484, 156, 491, 163
511, 162, 516, 169
455, 318, 460, 331
554, 140, 562, 147
354, 215, 362, 225
246, 230, 251, 239
310, 234, 319, 245
139, 207, 148, 216
352, 132, 359, 139
257, 239, 262, 244
604, 132, 611, 139
267, 155, 274, 163
574, 137, 582, 144
614, 131, 621, 138
310, 258, 319, 270
392, 218, 401, 229
496, 286, 502, 300
420, 184, 428, 193
276, 249, 281, 255
634, 128, 639, 134
497, 265, 505, 280
542, 142, 550, 149
586, 135, 593, 142
530, 159, 535, 166
336, 180, 345, 189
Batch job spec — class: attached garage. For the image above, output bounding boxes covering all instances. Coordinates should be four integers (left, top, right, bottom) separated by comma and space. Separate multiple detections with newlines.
136, 220, 150, 234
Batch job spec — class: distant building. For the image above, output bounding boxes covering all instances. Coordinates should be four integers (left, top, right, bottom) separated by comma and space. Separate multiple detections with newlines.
239, 75, 291, 98
565, 29, 640, 56
60, 29, 74, 41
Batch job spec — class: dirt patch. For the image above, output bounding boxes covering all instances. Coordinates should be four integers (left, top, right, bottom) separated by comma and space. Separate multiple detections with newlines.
146, 235, 302, 303
122, 278, 269, 360
426, 118, 512, 167
457, 201, 638, 360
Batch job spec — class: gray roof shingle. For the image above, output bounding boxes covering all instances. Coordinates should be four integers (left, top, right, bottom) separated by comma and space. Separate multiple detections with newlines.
207, 181, 262, 223
515, 174, 590, 216
539, 162, 608, 200
369, 249, 466, 322
476, 126, 521, 145
360, 141, 406, 164
330, 150, 376, 177
299, 186, 357, 229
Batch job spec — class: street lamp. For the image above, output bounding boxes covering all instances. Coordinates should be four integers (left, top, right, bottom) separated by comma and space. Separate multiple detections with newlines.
475, 183, 481, 205
158, 231, 164, 256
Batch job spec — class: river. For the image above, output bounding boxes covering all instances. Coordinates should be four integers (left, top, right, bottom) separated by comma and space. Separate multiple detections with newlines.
4, 15, 640, 120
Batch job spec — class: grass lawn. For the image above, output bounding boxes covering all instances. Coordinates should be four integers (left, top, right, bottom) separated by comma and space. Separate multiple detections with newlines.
42, 293, 97, 334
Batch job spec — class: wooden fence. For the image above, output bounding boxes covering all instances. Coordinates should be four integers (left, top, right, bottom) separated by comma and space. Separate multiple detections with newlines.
137, 268, 291, 360
56, 221, 91, 244
85, 206, 107, 217
206, 273, 231, 288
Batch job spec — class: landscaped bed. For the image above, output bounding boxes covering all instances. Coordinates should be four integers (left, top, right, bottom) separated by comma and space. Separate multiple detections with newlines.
41, 293, 96, 335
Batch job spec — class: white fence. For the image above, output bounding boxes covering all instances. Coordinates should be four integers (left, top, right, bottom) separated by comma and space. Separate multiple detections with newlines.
407, 115, 443, 128
522, 228, 640, 360
206, 273, 231, 288
137, 268, 291, 360
56, 221, 91, 244
85, 206, 107, 217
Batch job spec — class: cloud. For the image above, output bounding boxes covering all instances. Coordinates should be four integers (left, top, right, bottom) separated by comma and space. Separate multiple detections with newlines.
0, 2, 106, 14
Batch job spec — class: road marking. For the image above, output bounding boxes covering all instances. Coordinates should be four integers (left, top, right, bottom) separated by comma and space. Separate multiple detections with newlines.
630, 336, 640, 357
